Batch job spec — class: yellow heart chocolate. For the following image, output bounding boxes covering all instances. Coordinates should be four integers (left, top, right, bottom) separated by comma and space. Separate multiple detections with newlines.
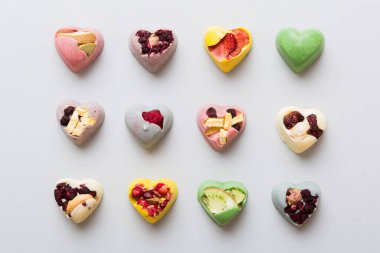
128, 178, 178, 224
204, 26, 252, 73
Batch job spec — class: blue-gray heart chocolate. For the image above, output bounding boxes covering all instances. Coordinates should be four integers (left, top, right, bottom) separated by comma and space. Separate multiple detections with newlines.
272, 182, 321, 226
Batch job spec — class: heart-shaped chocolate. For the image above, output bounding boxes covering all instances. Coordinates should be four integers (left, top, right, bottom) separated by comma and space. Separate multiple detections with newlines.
204, 26, 252, 73
130, 29, 177, 73
57, 100, 105, 145
197, 105, 246, 151
276, 28, 324, 74
128, 178, 178, 224
272, 182, 321, 226
54, 178, 103, 224
125, 105, 173, 148
276, 106, 326, 154
198, 180, 248, 226
55, 27, 104, 73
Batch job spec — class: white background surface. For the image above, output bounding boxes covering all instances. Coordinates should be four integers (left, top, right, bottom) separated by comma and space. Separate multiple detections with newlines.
1, 0, 379, 252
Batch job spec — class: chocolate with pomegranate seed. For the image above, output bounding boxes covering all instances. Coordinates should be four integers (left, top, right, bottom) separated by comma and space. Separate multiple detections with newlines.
272, 182, 321, 226
125, 105, 173, 148
130, 29, 177, 72
53, 178, 103, 224
276, 106, 326, 154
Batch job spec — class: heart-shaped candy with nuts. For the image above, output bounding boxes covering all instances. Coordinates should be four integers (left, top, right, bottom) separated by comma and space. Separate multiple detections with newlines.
55, 27, 104, 73
130, 29, 177, 73
54, 178, 103, 224
198, 180, 248, 226
276, 106, 326, 154
57, 100, 105, 146
204, 26, 252, 72
125, 105, 173, 148
128, 178, 178, 224
197, 105, 246, 151
272, 181, 321, 226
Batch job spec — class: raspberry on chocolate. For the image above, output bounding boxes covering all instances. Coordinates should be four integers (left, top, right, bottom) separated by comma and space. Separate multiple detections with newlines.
283, 111, 305, 129
306, 114, 323, 139
142, 110, 164, 129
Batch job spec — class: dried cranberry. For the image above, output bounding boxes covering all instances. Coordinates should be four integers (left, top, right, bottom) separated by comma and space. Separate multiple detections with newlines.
232, 123, 242, 131
142, 110, 164, 129
60, 115, 70, 126
283, 111, 305, 129
227, 109, 237, 117
301, 189, 311, 198
156, 30, 174, 43
141, 46, 150, 54
82, 202, 87, 207
137, 199, 149, 208
306, 114, 323, 139
65, 188, 78, 200
138, 37, 147, 43
284, 205, 296, 214
304, 204, 315, 214
64, 106, 75, 116
62, 201, 68, 212
206, 107, 217, 118
289, 213, 302, 224
132, 187, 143, 199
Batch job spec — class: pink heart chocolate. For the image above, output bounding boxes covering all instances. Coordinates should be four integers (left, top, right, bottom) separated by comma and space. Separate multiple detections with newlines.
130, 29, 177, 73
57, 100, 105, 145
55, 27, 104, 73
197, 105, 246, 151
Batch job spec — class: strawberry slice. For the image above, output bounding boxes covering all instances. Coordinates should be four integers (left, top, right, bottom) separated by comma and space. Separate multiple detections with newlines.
142, 110, 164, 129
209, 29, 249, 60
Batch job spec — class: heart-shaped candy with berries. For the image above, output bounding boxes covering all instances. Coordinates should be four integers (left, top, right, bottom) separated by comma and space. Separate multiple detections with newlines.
197, 105, 246, 151
130, 29, 177, 73
204, 26, 252, 73
125, 105, 173, 148
276, 106, 326, 154
272, 181, 321, 226
128, 178, 178, 224
54, 178, 103, 224
198, 180, 248, 226
57, 100, 105, 146
276, 28, 324, 74
55, 27, 104, 73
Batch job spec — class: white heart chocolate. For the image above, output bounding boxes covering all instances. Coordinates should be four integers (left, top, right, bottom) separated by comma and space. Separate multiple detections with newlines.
276, 106, 326, 154
57, 100, 105, 145
272, 181, 321, 226
129, 29, 177, 73
54, 178, 103, 224
125, 105, 173, 148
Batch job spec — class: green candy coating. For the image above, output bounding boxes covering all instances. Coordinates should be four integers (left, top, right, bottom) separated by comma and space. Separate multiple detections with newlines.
198, 180, 248, 226
276, 28, 324, 74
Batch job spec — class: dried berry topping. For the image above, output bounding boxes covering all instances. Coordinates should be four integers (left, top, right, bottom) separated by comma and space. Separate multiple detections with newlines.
132, 183, 171, 217
206, 107, 217, 118
136, 29, 174, 55
64, 106, 76, 116
54, 183, 96, 211
232, 123, 242, 131
283, 188, 318, 225
142, 110, 164, 129
226, 109, 237, 118
283, 111, 305, 129
306, 114, 323, 139
60, 115, 70, 126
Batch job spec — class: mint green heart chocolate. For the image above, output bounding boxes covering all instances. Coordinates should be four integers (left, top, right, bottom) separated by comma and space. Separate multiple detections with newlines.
276, 28, 324, 74
198, 180, 248, 226
272, 181, 321, 226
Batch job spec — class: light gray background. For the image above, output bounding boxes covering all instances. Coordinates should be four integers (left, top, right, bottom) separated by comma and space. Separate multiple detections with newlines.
0, 0, 379, 252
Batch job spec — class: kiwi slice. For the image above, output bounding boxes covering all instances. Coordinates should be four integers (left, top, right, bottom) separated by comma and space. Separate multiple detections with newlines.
231, 189, 246, 205
203, 187, 237, 214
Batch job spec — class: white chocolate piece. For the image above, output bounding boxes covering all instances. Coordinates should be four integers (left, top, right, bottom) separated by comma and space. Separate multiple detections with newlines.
54, 178, 103, 224
57, 100, 105, 145
125, 105, 173, 148
275, 106, 326, 154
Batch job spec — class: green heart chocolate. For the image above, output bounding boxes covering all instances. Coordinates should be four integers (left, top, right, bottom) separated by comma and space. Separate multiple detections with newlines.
198, 180, 248, 226
276, 28, 324, 74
